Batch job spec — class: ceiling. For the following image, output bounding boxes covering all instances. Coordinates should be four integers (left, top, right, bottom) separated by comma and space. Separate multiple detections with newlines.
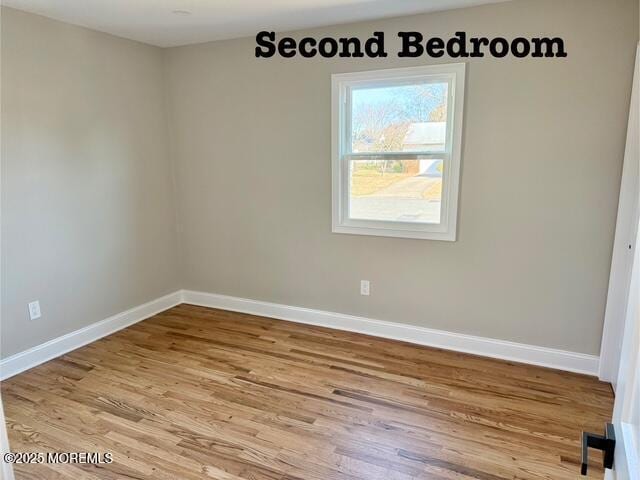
2, 0, 512, 48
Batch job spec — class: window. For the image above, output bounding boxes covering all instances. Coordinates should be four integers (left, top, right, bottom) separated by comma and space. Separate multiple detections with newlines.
331, 63, 465, 241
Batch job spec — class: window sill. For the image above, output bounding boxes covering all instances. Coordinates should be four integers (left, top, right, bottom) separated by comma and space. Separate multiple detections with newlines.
332, 224, 457, 241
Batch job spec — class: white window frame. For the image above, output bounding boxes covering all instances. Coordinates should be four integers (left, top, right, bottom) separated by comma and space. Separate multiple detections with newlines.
331, 63, 466, 241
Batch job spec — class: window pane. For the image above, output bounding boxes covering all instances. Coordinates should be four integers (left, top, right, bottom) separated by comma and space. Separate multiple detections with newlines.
351, 83, 448, 154
349, 159, 443, 224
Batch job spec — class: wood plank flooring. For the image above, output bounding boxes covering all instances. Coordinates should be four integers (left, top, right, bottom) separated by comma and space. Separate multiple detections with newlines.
2, 304, 613, 479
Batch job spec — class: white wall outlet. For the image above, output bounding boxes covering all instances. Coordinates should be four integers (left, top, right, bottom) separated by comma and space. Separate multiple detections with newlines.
360, 280, 370, 296
28, 300, 41, 320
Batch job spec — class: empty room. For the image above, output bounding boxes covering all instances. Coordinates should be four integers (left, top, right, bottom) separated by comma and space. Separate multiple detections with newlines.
1, 0, 639, 479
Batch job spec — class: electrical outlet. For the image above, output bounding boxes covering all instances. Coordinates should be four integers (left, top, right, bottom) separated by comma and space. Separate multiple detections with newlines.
360, 280, 370, 296
28, 300, 41, 320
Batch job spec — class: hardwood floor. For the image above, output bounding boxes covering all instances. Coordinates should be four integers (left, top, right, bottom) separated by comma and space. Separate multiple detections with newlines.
2, 304, 613, 479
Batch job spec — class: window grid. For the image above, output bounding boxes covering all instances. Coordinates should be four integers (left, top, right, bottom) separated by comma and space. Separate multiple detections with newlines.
332, 63, 465, 241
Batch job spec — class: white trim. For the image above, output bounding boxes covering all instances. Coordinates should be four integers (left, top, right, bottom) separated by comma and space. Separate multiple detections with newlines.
606, 423, 640, 480
618, 422, 640, 480
182, 290, 600, 376
0, 289, 600, 381
599, 43, 640, 385
0, 291, 183, 381
331, 63, 466, 242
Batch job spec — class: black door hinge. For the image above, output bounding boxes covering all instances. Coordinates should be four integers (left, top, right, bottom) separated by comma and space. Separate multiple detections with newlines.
581, 423, 615, 475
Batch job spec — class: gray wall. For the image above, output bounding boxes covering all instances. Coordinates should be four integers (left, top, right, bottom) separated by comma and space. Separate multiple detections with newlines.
1, 8, 180, 357
1, 0, 637, 360
165, 0, 638, 355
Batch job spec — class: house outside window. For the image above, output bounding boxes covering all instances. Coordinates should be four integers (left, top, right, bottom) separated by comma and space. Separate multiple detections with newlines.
331, 63, 466, 241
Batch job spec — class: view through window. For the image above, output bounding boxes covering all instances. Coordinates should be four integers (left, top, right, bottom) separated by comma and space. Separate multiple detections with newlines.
350, 82, 447, 224
332, 64, 465, 240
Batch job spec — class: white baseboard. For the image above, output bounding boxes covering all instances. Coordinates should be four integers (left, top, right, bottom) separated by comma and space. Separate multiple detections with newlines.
0, 291, 183, 381
0, 289, 600, 380
182, 290, 600, 376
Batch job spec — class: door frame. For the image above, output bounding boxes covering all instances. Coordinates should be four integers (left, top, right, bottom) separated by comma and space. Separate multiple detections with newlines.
599, 42, 640, 387
606, 222, 639, 480
602, 42, 640, 480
